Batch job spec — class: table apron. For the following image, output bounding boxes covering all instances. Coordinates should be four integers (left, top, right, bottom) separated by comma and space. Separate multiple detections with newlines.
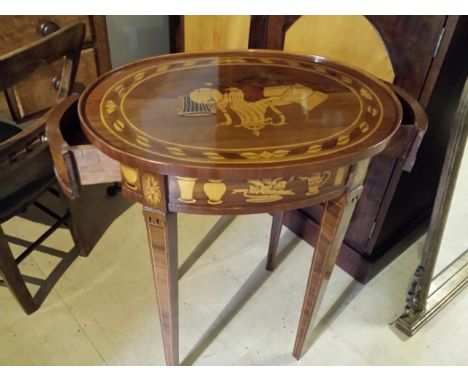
118, 163, 350, 214
167, 187, 347, 215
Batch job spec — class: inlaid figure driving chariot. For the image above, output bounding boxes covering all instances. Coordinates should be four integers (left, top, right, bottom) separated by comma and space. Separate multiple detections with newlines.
178, 83, 329, 136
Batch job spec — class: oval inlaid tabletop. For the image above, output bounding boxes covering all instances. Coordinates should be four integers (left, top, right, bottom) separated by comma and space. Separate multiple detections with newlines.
78, 50, 402, 178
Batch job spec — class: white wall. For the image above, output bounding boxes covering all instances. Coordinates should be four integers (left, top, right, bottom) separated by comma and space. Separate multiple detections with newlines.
106, 16, 170, 68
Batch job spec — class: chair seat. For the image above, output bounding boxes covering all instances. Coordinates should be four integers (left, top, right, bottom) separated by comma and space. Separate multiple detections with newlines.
0, 121, 55, 222
0, 120, 21, 142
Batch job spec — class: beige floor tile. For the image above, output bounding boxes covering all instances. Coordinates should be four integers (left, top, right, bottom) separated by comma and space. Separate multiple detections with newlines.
1, 184, 468, 365
0, 253, 105, 365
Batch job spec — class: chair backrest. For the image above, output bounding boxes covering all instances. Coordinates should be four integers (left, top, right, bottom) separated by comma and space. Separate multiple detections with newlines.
171, 15, 252, 52
0, 22, 85, 179
0, 22, 85, 101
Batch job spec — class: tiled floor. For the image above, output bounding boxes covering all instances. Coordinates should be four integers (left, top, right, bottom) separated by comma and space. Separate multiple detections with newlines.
1, 185, 467, 365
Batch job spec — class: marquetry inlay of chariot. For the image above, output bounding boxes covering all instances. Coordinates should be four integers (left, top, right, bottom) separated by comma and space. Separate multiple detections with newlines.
178, 84, 329, 136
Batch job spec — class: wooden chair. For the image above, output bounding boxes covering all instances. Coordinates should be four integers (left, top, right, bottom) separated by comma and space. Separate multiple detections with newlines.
0, 22, 85, 314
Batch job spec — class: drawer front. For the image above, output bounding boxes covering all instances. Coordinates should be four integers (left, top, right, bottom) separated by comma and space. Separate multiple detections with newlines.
165, 170, 347, 214
115, 165, 349, 214
0, 15, 93, 55
0, 93, 10, 120
12, 48, 98, 119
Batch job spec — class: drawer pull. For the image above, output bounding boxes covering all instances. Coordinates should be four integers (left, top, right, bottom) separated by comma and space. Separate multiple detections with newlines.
40, 21, 60, 36
52, 75, 61, 90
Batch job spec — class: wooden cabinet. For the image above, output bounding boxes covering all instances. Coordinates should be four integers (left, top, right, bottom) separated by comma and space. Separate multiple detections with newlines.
169, 15, 466, 282
0, 15, 111, 123
278, 16, 466, 282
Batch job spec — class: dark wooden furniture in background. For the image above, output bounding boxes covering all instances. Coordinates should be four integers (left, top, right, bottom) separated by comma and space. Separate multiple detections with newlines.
0, 15, 111, 124
0, 23, 90, 315
47, 49, 421, 364
169, 15, 466, 282
268, 16, 465, 282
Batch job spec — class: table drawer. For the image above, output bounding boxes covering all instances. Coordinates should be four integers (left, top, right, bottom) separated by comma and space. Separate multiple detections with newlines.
11, 48, 98, 119
115, 166, 349, 214
51, 140, 121, 199
69, 145, 121, 187
0, 16, 93, 55
165, 170, 348, 214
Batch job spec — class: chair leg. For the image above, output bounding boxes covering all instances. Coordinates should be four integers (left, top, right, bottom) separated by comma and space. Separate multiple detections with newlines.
266, 212, 285, 271
0, 226, 37, 314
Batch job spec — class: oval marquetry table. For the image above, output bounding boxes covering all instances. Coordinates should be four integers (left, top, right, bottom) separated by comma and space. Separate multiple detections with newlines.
77, 50, 402, 365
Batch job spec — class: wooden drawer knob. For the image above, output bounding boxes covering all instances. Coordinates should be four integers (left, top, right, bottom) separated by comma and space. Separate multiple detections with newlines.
40, 21, 60, 36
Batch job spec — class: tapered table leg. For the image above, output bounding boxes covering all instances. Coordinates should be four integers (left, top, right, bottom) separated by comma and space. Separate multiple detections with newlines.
0, 226, 37, 314
266, 212, 285, 271
293, 189, 361, 359
143, 207, 179, 366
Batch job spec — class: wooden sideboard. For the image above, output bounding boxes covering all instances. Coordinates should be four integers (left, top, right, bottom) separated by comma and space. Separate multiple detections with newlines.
0, 16, 111, 123
169, 15, 467, 282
